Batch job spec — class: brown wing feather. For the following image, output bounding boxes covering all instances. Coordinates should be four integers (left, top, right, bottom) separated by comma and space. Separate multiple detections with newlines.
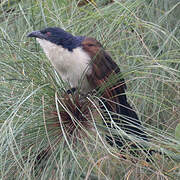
82, 37, 126, 94
82, 37, 148, 145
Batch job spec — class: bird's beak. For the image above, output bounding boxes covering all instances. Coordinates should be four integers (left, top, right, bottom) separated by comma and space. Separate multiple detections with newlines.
27, 30, 46, 39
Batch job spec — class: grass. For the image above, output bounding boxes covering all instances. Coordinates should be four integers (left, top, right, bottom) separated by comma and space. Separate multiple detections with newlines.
0, 0, 180, 179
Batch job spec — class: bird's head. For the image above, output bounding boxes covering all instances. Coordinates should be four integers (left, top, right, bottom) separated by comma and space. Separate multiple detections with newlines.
27, 27, 104, 92
27, 27, 85, 51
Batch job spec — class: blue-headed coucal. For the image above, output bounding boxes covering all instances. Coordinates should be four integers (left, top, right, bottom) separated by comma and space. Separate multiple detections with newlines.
27, 27, 148, 148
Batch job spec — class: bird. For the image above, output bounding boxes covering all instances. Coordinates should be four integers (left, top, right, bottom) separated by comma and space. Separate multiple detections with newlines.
27, 27, 148, 149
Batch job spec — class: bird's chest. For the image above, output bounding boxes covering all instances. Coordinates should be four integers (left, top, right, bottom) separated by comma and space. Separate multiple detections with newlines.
37, 39, 92, 90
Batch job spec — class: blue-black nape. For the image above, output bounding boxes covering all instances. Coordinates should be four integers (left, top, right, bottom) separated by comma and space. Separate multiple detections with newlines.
40, 27, 85, 51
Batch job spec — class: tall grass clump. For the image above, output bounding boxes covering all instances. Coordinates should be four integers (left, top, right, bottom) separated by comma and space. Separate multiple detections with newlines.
0, 0, 180, 179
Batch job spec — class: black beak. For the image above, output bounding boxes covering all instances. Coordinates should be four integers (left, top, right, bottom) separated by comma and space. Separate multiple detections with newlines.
27, 30, 46, 39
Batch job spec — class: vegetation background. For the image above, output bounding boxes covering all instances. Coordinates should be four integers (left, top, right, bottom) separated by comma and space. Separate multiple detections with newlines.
0, 0, 180, 179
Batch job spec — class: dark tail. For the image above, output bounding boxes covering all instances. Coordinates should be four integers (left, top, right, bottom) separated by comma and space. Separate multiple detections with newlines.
101, 85, 148, 148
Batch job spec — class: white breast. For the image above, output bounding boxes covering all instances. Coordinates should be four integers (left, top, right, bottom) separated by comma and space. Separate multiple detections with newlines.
37, 39, 92, 93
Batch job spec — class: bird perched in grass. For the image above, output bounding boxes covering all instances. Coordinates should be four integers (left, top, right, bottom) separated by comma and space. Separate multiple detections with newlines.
27, 27, 148, 149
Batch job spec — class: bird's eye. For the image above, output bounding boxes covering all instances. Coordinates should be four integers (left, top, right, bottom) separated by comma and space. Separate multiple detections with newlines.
46, 32, 51, 36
